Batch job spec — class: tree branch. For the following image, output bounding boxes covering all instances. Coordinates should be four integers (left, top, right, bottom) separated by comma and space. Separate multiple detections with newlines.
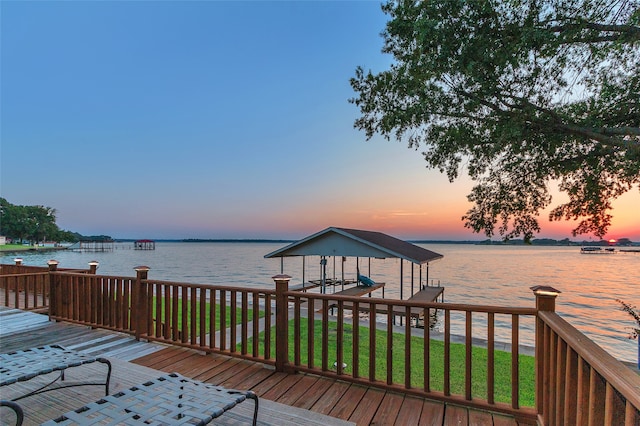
598, 127, 640, 137
502, 96, 640, 148
547, 21, 640, 41
555, 123, 640, 147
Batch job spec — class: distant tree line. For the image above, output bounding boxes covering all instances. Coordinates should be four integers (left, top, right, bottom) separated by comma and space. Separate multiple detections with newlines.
474, 237, 636, 246
413, 238, 636, 246
0, 198, 112, 245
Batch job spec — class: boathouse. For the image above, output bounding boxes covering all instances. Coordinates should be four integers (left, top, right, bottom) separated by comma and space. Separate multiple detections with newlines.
264, 227, 443, 302
134, 239, 156, 250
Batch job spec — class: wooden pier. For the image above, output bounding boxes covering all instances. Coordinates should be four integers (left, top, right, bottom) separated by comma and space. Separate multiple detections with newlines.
68, 240, 115, 252
324, 286, 444, 325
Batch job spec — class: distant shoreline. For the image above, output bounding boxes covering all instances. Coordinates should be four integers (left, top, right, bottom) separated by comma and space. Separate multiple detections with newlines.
3, 238, 637, 250
176, 238, 639, 247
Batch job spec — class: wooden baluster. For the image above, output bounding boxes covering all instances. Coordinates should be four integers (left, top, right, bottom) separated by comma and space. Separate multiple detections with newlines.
307, 297, 314, 369
487, 312, 495, 405
466, 310, 472, 401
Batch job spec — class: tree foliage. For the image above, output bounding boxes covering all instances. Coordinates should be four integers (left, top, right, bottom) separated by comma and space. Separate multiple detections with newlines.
616, 299, 640, 340
350, 0, 640, 241
0, 198, 79, 243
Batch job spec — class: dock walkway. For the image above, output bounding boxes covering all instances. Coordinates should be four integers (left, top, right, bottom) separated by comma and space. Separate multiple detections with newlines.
327, 286, 444, 320
329, 282, 385, 298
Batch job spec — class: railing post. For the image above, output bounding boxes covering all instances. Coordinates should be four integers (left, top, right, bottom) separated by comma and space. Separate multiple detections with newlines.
134, 266, 150, 341
47, 260, 59, 319
14, 258, 23, 275
273, 274, 291, 373
531, 286, 561, 312
88, 260, 99, 274
531, 285, 561, 425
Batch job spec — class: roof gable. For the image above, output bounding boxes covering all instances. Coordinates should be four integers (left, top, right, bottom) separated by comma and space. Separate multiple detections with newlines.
264, 227, 443, 264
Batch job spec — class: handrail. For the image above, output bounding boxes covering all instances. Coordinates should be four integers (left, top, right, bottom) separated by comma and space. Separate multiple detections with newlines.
1, 264, 638, 423
284, 290, 537, 315
0, 272, 50, 311
537, 311, 640, 425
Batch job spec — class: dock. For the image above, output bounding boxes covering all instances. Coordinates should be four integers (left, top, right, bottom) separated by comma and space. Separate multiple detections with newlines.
289, 279, 359, 293
408, 286, 445, 304
324, 282, 386, 304
289, 282, 322, 292
328, 286, 444, 323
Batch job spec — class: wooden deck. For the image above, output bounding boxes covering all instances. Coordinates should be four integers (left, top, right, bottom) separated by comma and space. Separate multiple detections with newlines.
0, 308, 529, 425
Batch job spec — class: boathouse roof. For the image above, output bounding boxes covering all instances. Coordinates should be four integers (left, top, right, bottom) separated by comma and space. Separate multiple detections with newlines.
264, 227, 443, 264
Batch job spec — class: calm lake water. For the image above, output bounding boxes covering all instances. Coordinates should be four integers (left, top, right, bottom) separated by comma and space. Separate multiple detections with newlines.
3, 242, 638, 363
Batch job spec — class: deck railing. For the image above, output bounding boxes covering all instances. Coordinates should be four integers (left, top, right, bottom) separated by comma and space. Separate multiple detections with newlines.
536, 311, 640, 425
0, 260, 97, 312
278, 282, 539, 419
1, 263, 639, 424
0, 272, 49, 311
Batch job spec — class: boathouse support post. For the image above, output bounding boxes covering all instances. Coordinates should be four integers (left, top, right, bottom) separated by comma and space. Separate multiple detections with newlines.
47, 260, 59, 319
531, 285, 561, 424
134, 266, 150, 341
273, 274, 292, 373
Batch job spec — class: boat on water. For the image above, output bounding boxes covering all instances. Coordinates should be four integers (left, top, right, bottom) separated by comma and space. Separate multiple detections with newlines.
580, 246, 616, 254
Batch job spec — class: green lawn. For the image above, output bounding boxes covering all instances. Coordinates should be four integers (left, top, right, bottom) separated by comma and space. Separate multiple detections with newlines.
251, 319, 535, 407
149, 296, 263, 338
0, 244, 33, 252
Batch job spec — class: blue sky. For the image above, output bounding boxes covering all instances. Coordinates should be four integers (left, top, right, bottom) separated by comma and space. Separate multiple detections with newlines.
1, 1, 638, 241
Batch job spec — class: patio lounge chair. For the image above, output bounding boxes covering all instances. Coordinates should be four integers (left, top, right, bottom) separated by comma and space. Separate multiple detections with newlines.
42, 373, 259, 426
0, 345, 112, 426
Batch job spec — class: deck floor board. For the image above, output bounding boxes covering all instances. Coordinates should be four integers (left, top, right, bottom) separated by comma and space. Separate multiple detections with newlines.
261, 373, 304, 401
347, 387, 386, 425
275, 374, 320, 406
419, 399, 446, 425
309, 380, 351, 416
371, 392, 405, 425
290, 375, 334, 410
395, 395, 426, 425
327, 383, 367, 421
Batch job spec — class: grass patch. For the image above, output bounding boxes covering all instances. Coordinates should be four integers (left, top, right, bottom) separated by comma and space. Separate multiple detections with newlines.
250, 319, 535, 406
0, 244, 34, 252
149, 295, 264, 338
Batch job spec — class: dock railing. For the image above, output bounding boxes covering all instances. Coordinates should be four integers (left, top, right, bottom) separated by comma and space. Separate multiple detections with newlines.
1, 263, 639, 424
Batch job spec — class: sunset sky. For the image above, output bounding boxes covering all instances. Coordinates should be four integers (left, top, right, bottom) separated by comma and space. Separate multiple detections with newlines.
2, 1, 638, 241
